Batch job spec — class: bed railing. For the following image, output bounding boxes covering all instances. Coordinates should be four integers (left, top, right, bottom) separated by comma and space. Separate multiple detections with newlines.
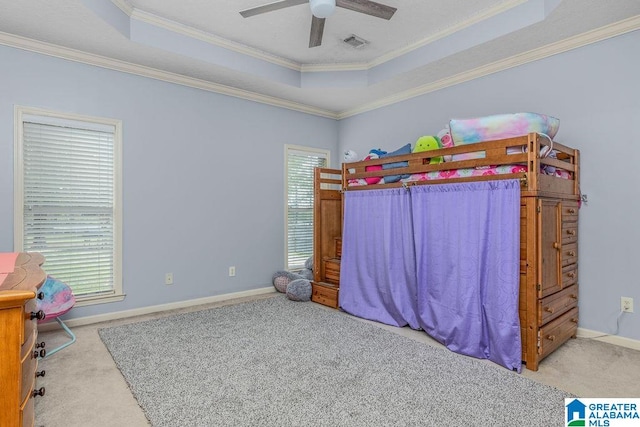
342, 133, 580, 199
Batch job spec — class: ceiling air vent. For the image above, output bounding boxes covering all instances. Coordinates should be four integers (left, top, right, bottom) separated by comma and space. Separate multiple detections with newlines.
342, 34, 368, 48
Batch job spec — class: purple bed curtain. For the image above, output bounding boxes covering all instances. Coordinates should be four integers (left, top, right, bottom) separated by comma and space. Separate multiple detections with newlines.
339, 188, 419, 329
339, 180, 522, 371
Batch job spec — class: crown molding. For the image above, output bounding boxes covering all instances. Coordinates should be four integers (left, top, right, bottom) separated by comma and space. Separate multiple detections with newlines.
0, 31, 338, 119
368, 0, 527, 69
108, 0, 527, 74
301, 62, 369, 72
130, 8, 302, 72
109, 0, 133, 15
337, 16, 640, 119
1, 13, 637, 122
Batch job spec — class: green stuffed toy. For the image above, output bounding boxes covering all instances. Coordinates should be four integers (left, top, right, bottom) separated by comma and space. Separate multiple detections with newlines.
413, 135, 443, 164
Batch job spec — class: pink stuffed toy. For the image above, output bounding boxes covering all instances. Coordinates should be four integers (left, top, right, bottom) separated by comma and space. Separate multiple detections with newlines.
437, 128, 454, 162
364, 152, 382, 185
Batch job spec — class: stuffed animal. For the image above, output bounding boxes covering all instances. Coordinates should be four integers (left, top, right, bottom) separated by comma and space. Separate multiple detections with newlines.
286, 279, 312, 301
413, 136, 443, 164
344, 150, 358, 174
364, 151, 383, 185
343, 150, 359, 163
272, 256, 314, 299
437, 128, 454, 162
272, 270, 304, 293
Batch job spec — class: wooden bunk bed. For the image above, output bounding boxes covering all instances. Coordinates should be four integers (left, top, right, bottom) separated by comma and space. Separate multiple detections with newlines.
312, 132, 580, 371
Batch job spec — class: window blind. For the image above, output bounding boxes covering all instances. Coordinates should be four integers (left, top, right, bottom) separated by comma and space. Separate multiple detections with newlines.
22, 120, 117, 297
286, 149, 327, 270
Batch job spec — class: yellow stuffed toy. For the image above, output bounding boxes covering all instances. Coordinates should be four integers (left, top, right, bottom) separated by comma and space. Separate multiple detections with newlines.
413, 135, 443, 164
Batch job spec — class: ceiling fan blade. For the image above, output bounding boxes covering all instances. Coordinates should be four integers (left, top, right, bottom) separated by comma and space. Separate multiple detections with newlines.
336, 0, 396, 20
240, 0, 308, 18
309, 16, 325, 48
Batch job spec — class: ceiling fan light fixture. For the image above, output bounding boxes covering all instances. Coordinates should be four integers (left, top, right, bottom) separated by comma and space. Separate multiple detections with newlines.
309, 0, 336, 19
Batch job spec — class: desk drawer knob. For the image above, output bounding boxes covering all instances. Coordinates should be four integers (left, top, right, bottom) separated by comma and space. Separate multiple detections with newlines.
567, 251, 576, 257
546, 335, 556, 341
36, 370, 46, 378
36, 341, 46, 349
31, 310, 46, 321
567, 208, 576, 214
566, 229, 576, 236
544, 307, 554, 314
37, 292, 45, 300
32, 387, 46, 398
33, 349, 46, 359
567, 272, 576, 278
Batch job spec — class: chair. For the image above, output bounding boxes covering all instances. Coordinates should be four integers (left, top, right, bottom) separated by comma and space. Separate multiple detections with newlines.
37, 276, 76, 357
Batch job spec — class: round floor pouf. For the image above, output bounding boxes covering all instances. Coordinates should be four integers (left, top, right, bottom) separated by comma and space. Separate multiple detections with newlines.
286, 279, 312, 302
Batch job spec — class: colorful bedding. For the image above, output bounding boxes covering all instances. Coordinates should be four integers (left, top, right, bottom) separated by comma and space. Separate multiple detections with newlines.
449, 112, 560, 161
347, 163, 571, 187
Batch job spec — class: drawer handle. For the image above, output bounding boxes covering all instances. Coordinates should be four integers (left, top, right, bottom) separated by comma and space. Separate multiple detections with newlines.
30, 310, 46, 321
553, 242, 561, 250
32, 387, 46, 398
33, 349, 46, 359
570, 294, 577, 299
546, 335, 556, 341
566, 229, 576, 236
571, 318, 578, 323
36, 370, 46, 378
567, 208, 576, 214
567, 272, 576, 278
544, 307, 554, 314
567, 251, 576, 257
36, 341, 46, 349
37, 292, 44, 300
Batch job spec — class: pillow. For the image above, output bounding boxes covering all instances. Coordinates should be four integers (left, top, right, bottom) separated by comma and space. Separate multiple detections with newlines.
381, 143, 412, 183
449, 113, 560, 161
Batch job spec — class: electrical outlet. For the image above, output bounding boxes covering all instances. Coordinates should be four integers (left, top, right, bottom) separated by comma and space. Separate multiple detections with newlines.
165, 273, 174, 285
228, 266, 236, 277
621, 297, 634, 313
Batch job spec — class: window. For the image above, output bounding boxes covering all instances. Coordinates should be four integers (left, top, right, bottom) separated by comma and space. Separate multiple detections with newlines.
14, 107, 123, 305
285, 145, 329, 271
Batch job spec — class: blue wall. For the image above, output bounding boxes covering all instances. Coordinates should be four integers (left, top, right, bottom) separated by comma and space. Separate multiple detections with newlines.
2, 29, 638, 341
338, 30, 640, 341
0, 44, 338, 319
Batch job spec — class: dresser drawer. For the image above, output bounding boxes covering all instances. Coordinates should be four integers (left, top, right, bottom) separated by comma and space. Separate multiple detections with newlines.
562, 265, 578, 288
539, 307, 578, 359
20, 389, 35, 427
324, 258, 341, 285
21, 336, 38, 405
538, 284, 578, 326
561, 243, 578, 267
562, 201, 579, 222
23, 298, 38, 345
311, 282, 339, 309
562, 223, 578, 245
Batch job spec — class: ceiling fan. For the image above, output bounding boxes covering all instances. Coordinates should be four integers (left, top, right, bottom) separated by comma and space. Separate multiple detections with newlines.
240, 0, 397, 48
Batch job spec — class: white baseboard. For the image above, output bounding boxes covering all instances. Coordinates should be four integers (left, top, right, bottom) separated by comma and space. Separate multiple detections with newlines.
577, 327, 640, 351
39, 287, 276, 331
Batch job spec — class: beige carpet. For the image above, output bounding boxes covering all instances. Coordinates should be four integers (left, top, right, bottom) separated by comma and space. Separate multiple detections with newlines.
35, 294, 640, 427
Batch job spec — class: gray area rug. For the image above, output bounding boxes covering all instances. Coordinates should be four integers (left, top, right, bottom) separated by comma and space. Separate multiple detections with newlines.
99, 295, 572, 426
